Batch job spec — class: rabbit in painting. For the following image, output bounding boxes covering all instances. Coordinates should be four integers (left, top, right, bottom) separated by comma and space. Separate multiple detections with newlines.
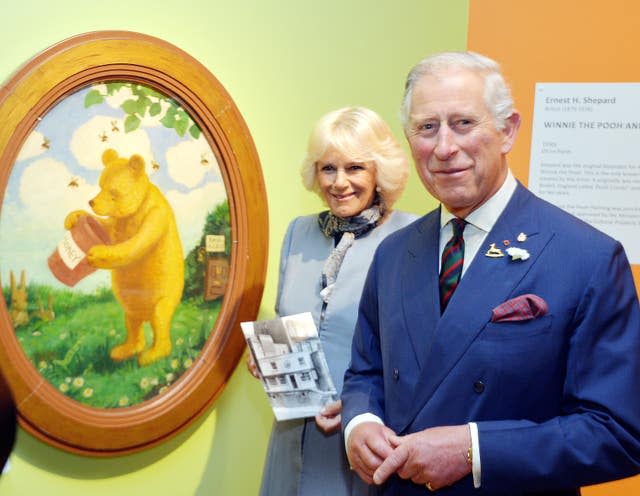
9, 270, 29, 327
35, 294, 55, 322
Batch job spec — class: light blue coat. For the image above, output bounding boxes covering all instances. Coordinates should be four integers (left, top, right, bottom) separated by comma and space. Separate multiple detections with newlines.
260, 210, 417, 496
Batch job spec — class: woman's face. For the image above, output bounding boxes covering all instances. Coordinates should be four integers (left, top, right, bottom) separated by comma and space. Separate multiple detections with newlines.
315, 149, 377, 218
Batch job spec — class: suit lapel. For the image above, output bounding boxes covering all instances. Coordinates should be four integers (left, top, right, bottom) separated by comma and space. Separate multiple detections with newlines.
401, 210, 441, 369
399, 184, 556, 432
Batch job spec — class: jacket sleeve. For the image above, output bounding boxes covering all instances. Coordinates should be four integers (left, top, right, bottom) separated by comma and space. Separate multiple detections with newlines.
478, 241, 640, 492
274, 217, 298, 317
341, 247, 387, 428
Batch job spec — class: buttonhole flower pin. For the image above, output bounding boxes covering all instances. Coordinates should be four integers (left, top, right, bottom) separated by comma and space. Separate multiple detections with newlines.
506, 246, 530, 261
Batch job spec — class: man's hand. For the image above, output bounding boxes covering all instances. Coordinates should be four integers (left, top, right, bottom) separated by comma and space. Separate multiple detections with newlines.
315, 400, 342, 434
373, 424, 472, 490
347, 421, 397, 485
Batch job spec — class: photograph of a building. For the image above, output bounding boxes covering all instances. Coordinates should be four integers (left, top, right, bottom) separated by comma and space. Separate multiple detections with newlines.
241, 312, 337, 420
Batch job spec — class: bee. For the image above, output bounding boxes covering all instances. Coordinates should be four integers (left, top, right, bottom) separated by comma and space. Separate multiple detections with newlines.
41, 137, 50, 149
200, 153, 209, 166
99, 131, 108, 142
151, 160, 161, 171
110, 120, 120, 132
68, 177, 79, 188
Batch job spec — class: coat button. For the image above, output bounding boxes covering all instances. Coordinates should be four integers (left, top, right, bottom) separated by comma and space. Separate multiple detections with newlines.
393, 368, 399, 381
473, 381, 485, 393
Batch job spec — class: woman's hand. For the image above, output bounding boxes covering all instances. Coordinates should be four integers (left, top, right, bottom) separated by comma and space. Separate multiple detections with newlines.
315, 399, 342, 434
246, 352, 260, 378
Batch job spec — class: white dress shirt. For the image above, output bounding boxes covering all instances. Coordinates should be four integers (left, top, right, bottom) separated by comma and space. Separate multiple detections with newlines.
345, 170, 518, 489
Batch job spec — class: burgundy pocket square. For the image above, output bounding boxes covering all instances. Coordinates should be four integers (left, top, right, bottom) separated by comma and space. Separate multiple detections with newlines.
491, 294, 548, 322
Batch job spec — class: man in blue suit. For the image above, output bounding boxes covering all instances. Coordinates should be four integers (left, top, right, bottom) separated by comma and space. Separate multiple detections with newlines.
341, 51, 640, 495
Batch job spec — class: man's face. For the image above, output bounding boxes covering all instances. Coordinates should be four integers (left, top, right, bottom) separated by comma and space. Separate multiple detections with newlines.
405, 68, 519, 218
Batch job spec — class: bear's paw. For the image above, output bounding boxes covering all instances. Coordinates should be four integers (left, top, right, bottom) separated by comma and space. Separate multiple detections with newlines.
138, 343, 172, 366
110, 342, 145, 362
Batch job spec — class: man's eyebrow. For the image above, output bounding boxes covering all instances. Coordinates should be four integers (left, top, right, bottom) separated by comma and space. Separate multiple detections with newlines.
408, 113, 436, 122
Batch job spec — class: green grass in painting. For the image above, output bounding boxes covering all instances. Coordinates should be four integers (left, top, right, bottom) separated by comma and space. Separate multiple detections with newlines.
9, 284, 221, 408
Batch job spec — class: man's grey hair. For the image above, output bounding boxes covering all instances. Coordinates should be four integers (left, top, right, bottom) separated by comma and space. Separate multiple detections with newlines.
400, 51, 514, 131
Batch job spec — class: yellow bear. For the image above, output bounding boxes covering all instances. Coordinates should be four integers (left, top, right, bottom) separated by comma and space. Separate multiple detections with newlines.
65, 149, 184, 366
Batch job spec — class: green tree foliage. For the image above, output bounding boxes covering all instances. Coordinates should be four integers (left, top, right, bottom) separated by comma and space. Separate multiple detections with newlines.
183, 201, 231, 300
84, 82, 202, 139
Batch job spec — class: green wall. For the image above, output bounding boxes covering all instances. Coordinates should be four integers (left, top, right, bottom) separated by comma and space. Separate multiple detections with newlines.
0, 1, 468, 494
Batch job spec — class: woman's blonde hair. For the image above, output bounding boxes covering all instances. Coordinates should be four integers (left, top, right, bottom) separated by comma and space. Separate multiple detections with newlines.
300, 107, 409, 209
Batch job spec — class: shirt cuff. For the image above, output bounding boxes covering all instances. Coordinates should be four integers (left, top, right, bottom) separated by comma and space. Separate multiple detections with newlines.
469, 422, 481, 488
344, 413, 384, 456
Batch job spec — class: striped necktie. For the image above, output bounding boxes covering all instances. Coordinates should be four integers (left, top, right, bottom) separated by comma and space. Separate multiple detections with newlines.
439, 218, 466, 312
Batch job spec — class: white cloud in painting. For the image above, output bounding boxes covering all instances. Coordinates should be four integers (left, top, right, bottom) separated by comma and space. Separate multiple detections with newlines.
70, 115, 154, 171
93, 83, 171, 128
19, 158, 97, 221
16, 130, 47, 161
166, 137, 220, 188
165, 181, 227, 250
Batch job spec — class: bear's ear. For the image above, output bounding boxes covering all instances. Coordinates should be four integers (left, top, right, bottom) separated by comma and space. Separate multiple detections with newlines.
128, 154, 146, 174
102, 148, 119, 167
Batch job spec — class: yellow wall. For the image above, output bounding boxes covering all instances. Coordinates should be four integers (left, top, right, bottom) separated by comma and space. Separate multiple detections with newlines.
0, 1, 468, 494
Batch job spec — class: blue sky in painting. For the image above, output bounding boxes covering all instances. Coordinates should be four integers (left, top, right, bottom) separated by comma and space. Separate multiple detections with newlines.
0, 83, 227, 292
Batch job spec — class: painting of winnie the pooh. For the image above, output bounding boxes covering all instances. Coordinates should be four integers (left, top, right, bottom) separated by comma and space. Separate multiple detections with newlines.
1, 80, 230, 409
64, 149, 184, 366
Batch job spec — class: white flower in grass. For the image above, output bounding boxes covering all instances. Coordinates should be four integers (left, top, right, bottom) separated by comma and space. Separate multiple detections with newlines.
183, 358, 193, 369
118, 396, 129, 407
59, 383, 70, 393
73, 377, 85, 388
82, 388, 94, 398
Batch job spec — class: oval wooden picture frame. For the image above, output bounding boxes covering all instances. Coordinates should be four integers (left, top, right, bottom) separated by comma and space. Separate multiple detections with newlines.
0, 31, 268, 455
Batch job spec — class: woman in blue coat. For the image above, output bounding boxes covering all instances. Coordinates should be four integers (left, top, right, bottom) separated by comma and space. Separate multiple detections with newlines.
249, 107, 417, 495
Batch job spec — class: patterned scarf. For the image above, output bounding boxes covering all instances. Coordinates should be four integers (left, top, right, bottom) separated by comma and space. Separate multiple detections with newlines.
317, 202, 383, 303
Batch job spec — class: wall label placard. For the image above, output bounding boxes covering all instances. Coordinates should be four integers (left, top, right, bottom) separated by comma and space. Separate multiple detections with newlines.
530, 83, 640, 264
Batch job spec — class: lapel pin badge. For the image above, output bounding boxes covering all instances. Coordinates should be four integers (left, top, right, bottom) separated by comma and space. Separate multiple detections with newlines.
485, 243, 504, 258
517, 232, 527, 242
